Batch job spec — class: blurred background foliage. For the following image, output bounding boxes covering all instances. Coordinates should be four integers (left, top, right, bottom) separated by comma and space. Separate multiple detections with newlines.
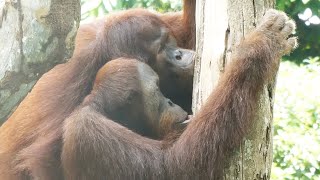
80, 0, 320, 179
272, 61, 320, 180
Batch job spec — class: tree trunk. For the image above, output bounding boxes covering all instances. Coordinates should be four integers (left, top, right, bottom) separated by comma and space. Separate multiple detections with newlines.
193, 0, 275, 179
0, 0, 81, 123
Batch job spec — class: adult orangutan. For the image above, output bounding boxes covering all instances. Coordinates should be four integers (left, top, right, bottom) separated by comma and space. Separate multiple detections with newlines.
62, 10, 297, 180
0, 4, 196, 180
74, 0, 196, 112
0, 0, 297, 178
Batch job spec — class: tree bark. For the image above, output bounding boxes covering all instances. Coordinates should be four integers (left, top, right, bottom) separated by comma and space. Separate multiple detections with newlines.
193, 0, 275, 179
0, 0, 81, 123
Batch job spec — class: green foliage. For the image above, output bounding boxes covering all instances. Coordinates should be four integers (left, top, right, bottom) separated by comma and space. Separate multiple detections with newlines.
272, 61, 320, 179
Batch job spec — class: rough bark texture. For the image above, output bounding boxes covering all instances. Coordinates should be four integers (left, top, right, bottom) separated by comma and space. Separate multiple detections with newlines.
193, 0, 275, 179
0, 0, 81, 123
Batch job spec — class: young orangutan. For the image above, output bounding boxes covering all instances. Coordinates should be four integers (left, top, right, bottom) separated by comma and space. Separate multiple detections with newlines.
88, 57, 189, 139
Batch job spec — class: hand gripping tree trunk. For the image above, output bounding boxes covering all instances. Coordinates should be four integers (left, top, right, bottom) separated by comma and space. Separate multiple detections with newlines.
193, 0, 276, 179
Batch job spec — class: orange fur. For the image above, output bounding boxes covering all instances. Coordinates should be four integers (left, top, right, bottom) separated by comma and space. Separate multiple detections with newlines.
0, 3, 196, 179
